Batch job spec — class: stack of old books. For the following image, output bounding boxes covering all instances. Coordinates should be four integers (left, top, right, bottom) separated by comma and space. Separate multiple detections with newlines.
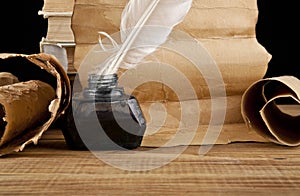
38, 0, 76, 73
71, 0, 271, 146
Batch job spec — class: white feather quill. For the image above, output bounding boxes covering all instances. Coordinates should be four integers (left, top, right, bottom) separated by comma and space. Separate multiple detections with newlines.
99, 0, 193, 75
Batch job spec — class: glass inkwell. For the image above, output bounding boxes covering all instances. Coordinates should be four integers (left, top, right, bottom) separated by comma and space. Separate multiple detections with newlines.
61, 35, 147, 150
62, 72, 146, 150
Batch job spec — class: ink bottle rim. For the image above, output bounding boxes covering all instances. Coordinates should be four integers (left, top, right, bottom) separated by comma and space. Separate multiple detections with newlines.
83, 73, 127, 101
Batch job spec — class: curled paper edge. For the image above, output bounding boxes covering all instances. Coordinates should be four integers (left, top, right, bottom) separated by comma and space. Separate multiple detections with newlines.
241, 76, 300, 146
0, 53, 71, 156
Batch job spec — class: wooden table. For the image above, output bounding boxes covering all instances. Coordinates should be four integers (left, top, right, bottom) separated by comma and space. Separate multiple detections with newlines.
0, 129, 299, 195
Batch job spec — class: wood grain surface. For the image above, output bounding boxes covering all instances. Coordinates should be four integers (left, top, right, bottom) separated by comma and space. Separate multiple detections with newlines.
0, 128, 299, 195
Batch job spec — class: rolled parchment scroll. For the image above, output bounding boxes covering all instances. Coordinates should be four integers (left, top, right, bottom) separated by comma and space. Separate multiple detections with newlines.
241, 76, 300, 146
0, 72, 19, 86
0, 80, 56, 146
0, 53, 71, 156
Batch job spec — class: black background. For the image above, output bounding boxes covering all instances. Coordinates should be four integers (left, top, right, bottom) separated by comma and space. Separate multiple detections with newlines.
0, 0, 298, 79
1, 1, 47, 55
256, 1, 299, 79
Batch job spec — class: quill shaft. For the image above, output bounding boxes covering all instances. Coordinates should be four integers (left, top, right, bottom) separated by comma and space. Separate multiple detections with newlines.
103, 0, 160, 75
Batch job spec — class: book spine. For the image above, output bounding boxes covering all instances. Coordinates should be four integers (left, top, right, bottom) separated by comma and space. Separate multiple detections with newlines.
39, 0, 76, 72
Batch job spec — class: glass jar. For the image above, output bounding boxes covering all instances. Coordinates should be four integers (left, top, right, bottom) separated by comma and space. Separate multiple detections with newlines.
61, 73, 146, 150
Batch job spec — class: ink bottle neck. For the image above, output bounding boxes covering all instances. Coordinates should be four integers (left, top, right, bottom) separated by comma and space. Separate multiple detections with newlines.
83, 73, 126, 100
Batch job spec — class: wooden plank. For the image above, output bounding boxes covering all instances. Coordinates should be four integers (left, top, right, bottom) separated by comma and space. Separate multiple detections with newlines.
0, 129, 299, 195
